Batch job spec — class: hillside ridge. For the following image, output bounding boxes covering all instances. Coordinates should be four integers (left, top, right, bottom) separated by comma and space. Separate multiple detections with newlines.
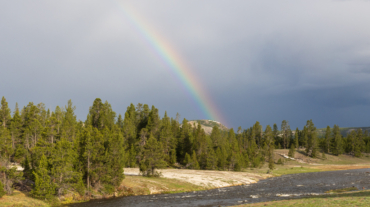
317, 126, 370, 137
187, 119, 228, 135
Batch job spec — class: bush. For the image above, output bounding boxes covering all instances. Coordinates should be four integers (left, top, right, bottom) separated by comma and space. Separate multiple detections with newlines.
0, 180, 6, 198
322, 151, 326, 159
277, 158, 284, 165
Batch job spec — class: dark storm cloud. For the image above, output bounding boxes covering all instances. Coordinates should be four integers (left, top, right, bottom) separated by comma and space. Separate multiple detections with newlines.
1, 1, 370, 129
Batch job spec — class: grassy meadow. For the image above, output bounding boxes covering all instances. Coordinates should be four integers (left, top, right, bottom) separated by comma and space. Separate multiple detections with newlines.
0, 190, 50, 207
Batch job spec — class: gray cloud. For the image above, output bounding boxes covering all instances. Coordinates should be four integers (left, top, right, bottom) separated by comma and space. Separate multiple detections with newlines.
1, 1, 370, 129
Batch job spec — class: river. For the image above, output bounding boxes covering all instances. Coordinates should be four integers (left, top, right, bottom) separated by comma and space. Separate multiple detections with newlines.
68, 168, 370, 207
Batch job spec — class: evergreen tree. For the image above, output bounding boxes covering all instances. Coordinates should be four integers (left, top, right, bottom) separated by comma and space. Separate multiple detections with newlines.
288, 143, 295, 158
322, 151, 326, 159
0, 127, 13, 165
281, 120, 290, 149
205, 147, 217, 170
139, 134, 166, 176
305, 120, 318, 158
210, 125, 222, 148
32, 154, 55, 199
331, 125, 343, 156
295, 128, 299, 149
277, 158, 283, 165
184, 153, 191, 168
217, 147, 228, 170
354, 129, 364, 157
60, 100, 77, 142
102, 126, 125, 192
324, 126, 331, 153
0, 166, 23, 195
50, 138, 83, 196
191, 150, 200, 170
228, 136, 241, 171
122, 105, 136, 147
159, 111, 176, 164
147, 106, 160, 136
264, 125, 275, 170
0, 97, 11, 128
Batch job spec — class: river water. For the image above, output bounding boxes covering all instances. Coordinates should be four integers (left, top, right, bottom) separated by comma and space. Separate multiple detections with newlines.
68, 168, 370, 207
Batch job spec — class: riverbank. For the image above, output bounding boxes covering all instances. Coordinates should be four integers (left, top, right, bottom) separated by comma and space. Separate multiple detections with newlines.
66, 168, 370, 207
0, 190, 50, 207
3, 164, 370, 206
124, 168, 270, 188
237, 190, 370, 207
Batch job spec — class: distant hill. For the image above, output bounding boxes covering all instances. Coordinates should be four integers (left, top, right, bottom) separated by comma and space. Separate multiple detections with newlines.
187, 120, 228, 135
316, 126, 370, 137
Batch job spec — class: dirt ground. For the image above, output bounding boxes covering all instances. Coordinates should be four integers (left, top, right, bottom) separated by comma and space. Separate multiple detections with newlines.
124, 168, 271, 188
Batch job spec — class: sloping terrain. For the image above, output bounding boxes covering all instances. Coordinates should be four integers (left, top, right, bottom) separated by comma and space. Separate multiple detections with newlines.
187, 119, 228, 135
316, 126, 370, 137
124, 168, 269, 189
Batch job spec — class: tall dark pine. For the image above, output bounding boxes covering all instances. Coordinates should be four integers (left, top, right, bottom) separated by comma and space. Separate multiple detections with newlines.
139, 134, 166, 176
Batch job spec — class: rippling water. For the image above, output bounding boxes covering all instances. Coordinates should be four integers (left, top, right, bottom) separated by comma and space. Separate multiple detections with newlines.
68, 168, 370, 207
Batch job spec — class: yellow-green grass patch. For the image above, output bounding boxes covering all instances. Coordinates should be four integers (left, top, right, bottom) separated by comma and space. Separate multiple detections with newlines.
0, 190, 50, 207
237, 190, 370, 207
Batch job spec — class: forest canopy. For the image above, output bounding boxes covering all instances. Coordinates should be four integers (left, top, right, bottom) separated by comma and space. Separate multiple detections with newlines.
0, 96, 369, 199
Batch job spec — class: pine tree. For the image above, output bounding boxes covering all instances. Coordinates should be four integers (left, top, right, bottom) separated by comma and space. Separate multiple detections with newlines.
354, 129, 364, 157
191, 150, 200, 170
128, 144, 137, 167
60, 100, 77, 142
159, 111, 176, 164
210, 125, 222, 148
324, 126, 331, 153
281, 120, 290, 149
288, 143, 295, 158
264, 125, 275, 170
295, 128, 299, 149
122, 106, 136, 147
0, 97, 11, 128
50, 138, 83, 196
322, 151, 326, 159
331, 125, 343, 156
184, 153, 191, 168
205, 147, 217, 170
32, 154, 55, 199
277, 158, 284, 165
0, 127, 13, 165
139, 134, 166, 176
147, 106, 160, 136
80, 126, 93, 191
228, 137, 241, 171
305, 120, 318, 158
102, 126, 125, 192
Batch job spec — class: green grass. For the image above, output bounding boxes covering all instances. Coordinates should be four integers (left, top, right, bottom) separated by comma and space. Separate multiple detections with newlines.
325, 187, 358, 193
237, 190, 370, 207
241, 165, 322, 177
275, 149, 370, 166
0, 190, 50, 207
270, 166, 322, 176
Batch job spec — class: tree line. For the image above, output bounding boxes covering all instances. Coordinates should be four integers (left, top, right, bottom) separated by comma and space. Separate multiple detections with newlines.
0, 97, 274, 199
273, 120, 370, 158
1, 96, 370, 199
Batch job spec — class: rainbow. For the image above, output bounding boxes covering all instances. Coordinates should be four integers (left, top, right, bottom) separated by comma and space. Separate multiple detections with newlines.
113, 2, 227, 126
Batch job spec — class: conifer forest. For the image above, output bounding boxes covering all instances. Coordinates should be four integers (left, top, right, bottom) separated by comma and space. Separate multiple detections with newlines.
1, 96, 370, 199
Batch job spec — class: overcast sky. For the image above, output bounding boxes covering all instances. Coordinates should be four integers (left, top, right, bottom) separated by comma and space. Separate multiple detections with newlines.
1, 1, 370, 130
